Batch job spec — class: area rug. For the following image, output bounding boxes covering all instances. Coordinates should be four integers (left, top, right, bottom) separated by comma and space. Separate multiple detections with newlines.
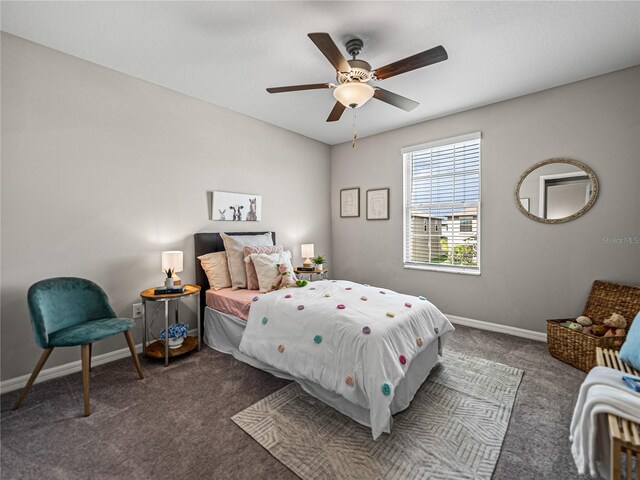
232, 351, 523, 480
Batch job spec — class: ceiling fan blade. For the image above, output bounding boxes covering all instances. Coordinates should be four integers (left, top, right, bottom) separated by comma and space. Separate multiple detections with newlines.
266, 83, 333, 94
326, 101, 346, 122
373, 88, 419, 111
308, 33, 351, 73
374, 45, 448, 80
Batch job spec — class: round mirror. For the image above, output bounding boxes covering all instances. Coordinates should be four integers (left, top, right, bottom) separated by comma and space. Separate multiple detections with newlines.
515, 158, 598, 223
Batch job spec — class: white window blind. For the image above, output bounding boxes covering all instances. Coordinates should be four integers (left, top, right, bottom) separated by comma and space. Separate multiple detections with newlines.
403, 133, 481, 274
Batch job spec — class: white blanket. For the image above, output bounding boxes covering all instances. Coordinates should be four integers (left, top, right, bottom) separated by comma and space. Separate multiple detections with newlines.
239, 279, 454, 439
570, 366, 640, 479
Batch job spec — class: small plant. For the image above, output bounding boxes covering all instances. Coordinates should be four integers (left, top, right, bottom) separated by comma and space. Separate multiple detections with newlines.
164, 268, 174, 278
311, 255, 325, 265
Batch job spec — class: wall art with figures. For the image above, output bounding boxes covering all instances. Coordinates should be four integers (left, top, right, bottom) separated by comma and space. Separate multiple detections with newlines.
212, 191, 261, 221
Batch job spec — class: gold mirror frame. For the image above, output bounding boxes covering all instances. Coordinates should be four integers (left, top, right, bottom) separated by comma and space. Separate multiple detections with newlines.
514, 158, 599, 224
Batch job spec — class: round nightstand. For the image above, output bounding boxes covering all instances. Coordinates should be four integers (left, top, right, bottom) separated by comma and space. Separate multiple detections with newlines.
140, 284, 201, 366
293, 268, 328, 282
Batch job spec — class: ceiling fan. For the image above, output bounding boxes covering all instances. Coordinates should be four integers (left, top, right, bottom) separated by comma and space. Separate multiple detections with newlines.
266, 33, 448, 122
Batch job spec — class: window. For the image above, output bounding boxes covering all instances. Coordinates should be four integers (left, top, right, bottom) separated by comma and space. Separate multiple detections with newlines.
402, 132, 481, 274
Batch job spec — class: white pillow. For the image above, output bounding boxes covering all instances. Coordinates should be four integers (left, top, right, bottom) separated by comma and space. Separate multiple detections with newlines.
220, 232, 273, 290
198, 251, 232, 290
249, 251, 293, 293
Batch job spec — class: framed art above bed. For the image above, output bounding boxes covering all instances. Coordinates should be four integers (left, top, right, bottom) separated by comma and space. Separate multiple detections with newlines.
212, 191, 262, 222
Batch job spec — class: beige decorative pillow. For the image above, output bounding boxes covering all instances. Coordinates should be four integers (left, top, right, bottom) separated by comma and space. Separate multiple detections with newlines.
244, 245, 284, 290
249, 251, 294, 293
220, 232, 274, 290
197, 251, 231, 290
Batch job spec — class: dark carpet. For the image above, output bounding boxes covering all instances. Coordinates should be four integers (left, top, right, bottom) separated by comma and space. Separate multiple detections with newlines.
0, 325, 586, 480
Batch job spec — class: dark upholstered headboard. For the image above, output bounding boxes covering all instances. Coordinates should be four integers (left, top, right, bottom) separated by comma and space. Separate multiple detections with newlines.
193, 231, 276, 319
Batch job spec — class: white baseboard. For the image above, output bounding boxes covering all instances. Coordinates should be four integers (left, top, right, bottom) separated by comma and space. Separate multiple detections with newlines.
446, 314, 547, 343
0, 329, 199, 394
0, 343, 143, 394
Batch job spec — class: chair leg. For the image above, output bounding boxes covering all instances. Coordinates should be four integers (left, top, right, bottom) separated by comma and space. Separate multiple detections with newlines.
88, 343, 92, 372
611, 436, 621, 480
81, 344, 91, 416
13, 348, 54, 410
124, 330, 144, 379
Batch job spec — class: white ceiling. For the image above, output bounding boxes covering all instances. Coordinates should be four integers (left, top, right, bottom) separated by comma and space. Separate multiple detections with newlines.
2, 1, 639, 145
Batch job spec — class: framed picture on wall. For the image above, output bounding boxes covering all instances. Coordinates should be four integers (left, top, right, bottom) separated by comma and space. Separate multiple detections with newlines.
367, 188, 390, 220
340, 188, 360, 218
212, 191, 261, 221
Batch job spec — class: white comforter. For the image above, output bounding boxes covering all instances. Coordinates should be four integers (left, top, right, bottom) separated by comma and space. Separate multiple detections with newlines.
239, 279, 454, 439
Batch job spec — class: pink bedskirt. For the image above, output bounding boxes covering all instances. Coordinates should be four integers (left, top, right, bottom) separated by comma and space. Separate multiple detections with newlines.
206, 288, 260, 321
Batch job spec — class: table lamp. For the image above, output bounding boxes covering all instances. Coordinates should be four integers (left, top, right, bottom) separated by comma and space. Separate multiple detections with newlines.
162, 251, 183, 286
301, 244, 314, 268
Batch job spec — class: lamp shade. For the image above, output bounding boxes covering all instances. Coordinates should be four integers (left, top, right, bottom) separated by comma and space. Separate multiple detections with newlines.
161, 251, 183, 273
301, 244, 315, 258
333, 82, 374, 109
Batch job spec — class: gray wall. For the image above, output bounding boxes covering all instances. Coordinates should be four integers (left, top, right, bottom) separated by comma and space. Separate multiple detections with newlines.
331, 66, 640, 333
1, 33, 331, 381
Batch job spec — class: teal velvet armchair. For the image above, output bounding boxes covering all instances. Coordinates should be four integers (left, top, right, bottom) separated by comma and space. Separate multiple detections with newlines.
14, 277, 144, 416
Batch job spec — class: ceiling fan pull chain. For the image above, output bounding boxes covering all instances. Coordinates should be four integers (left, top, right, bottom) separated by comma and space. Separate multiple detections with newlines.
352, 110, 358, 148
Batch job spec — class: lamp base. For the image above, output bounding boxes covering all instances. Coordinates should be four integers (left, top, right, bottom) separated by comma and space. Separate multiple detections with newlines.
172, 273, 182, 286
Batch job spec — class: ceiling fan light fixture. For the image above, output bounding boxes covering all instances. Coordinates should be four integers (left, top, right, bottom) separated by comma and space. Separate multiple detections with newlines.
333, 82, 374, 109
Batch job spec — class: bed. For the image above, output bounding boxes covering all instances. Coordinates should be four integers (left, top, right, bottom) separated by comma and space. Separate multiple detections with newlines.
194, 232, 454, 439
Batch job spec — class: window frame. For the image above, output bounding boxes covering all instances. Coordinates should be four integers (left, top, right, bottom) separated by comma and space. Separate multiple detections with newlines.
402, 132, 481, 275
459, 216, 473, 233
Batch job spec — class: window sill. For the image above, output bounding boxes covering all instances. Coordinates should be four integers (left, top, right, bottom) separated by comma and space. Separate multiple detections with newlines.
403, 264, 481, 276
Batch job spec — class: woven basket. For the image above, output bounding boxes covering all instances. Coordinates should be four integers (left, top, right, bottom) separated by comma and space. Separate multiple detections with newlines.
547, 280, 640, 372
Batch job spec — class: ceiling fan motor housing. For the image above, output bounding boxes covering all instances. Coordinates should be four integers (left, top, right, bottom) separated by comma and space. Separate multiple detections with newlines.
336, 59, 373, 84
334, 38, 374, 108
345, 38, 364, 57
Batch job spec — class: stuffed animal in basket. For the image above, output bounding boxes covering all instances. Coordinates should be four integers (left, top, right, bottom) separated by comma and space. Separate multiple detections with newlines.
603, 313, 627, 337
576, 315, 593, 327
568, 322, 583, 332
573, 316, 592, 335
272, 264, 297, 290
560, 320, 585, 332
